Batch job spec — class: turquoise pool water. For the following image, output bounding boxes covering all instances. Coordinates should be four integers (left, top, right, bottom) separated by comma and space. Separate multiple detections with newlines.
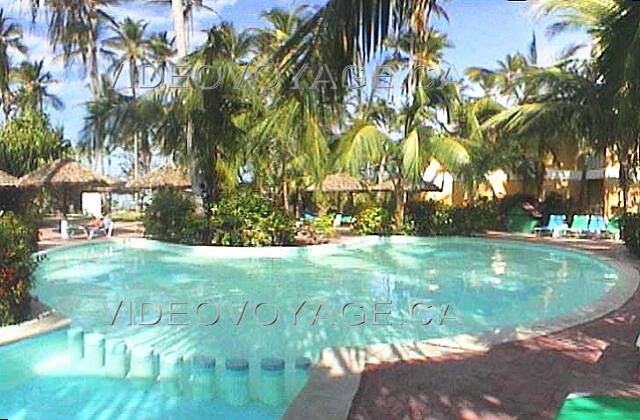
0, 237, 620, 419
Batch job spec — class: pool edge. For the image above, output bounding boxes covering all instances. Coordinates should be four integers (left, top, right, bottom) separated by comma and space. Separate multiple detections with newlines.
0, 299, 71, 346
283, 238, 640, 420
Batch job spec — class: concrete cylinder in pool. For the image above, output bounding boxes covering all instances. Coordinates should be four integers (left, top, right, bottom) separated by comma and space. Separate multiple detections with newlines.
105, 339, 129, 378
159, 352, 185, 397
128, 345, 158, 382
190, 355, 216, 400
223, 358, 250, 406
259, 358, 285, 406
293, 357, 312, 396
83, 332, 105, 368
66, 328, 84, 361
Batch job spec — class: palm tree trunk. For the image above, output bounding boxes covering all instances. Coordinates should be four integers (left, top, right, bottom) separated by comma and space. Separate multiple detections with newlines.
620, 157, 629, 213
170, 0, 199, 198
280, 158, 289, 212
536, 143, 546, 200
86, 28, 103, 174
393, 182, 406, 231
171, 0, 188, 57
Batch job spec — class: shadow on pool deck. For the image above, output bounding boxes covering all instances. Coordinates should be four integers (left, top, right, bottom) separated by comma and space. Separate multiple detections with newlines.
350, 234, 640, 420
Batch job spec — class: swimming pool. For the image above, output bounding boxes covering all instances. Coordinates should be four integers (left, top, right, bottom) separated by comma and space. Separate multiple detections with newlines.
0, 237, 621, 419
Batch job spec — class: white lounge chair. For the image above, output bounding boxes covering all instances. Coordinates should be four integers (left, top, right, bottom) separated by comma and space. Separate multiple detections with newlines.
87, 218, 114, 239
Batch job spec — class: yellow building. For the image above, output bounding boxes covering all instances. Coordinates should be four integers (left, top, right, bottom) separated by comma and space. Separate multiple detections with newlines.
430, 145, 633, 217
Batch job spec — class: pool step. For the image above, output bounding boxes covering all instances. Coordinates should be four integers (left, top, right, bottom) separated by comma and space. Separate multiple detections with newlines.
66, 328, 312, 406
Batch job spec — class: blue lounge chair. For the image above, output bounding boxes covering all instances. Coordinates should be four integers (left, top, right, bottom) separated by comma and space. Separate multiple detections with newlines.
302, 212, 316, 222
588, 215, 607, 236
534, 214, 568, 237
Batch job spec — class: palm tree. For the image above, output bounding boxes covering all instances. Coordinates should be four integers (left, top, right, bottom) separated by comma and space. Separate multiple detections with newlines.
30, 0, 116, 172
275, 0, 448, 98
467, 34, 539, 104
148, 31, 175, 82
448, 95, 506, 199
34, 0, 115, 98
246, 7, 331, 213
103, 17, 151, 179
480, 61, 606, 200
0, 9, 27, 119
80, 75, 128, 170
335, 47, 469, 228
150, 0, 217, 196
169, 22, 252, 204
14, 60, 64, 113
521, 0, 640, 209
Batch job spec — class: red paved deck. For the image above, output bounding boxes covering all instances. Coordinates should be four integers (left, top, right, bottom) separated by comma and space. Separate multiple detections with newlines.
350, 235, 640, 420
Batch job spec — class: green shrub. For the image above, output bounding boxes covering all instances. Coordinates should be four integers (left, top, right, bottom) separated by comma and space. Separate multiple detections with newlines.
143, 189, 205, 245
353, 206, 393, 235
622, 214, 640, 256
0, 110, 69, 177
0, 212, 38, 326
406, 200, 499, 236
310, 214, 336, 237
210, 191, 295, 246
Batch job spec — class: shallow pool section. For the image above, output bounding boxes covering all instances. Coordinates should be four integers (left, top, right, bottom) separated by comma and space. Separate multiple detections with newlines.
0, 330, 290, 420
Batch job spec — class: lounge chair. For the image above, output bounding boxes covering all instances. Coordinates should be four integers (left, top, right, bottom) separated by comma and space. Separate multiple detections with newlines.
340, 215, 355, 225
555, 393, 640, 419
606, 216, 622, 240
566, 215, 589, 237
588, 215, 607, 237
332, 213, 342, 228
87, 218, 114, 239
534, 214, 568, 237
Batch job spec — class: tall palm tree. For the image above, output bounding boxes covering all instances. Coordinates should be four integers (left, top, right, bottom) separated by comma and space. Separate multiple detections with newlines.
0, 9, 27, 119
335, 41, 469, 228
103, 17, 151, 179
31, 0, 116, 172
148, 31, 175, 82
275, 0, 447, 99
14, 60, 64, 113
247, 7, 331, 212
80, 75, 128, 169
150, 0, 217, 196
526, 0, 640, 209
170, 22, 252, 204
467, 34, 539, 104
481, 61, 606, 200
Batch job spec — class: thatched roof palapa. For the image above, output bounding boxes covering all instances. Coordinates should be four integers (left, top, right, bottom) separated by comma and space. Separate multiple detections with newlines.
309, 173, 366, 193
125, 165, 190, 190
0, 169, 18, 187
18, 158, 113, 188
369, 180, 442, 192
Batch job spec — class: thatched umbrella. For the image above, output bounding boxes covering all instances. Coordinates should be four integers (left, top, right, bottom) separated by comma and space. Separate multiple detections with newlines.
19, 158, 114, 214
0, 169, 18, 187
19, 158, 113, 188
369, 180, 442, 192
309, 173, 366, 193
307, 173, 366, 214
125, 165, 190, 190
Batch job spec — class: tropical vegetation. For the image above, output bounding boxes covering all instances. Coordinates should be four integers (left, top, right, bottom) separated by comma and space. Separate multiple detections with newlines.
0, 212, 38, 326
0, 0, 639, 243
